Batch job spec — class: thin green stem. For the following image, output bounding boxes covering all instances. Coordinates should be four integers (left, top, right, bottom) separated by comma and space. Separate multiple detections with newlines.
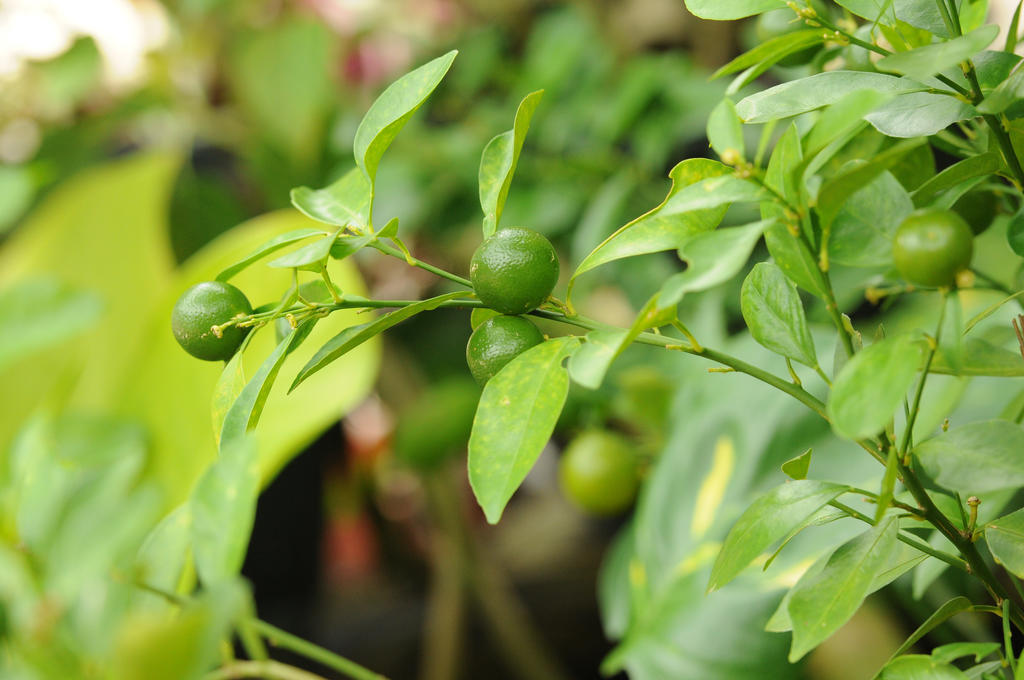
372, 242, 473, 288
898, 291, 948, 460
249, 620, 388, 680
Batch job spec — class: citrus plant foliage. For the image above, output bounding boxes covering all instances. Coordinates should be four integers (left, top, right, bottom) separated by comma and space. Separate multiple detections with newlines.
56, 0, 1024, 676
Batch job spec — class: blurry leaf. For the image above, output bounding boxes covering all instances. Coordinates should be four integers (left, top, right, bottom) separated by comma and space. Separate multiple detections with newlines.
833, 0, 896, 23
0, 277, 102, 371
216, 228, 327, 281
877, 26, 999, 80
289, 168, 372, 231
708, 480, 847, 592
228, 18, 334, 163
568, 329, 630, 390
828, 335, 923, 440
916, 420, 1024, 494
931, 642, 1000, 665
221, 320, 317, 448
658, 219, 772, 309
291, 292, 465, 390
683, 0, 787, 20
889, 597, 976, 661
660, 175, 767, 215
135, 505, 192, 606
713, 30, 823, 79
804, 90, 891, 156
353, 50, 458, 184
707, 99, 745, 161
865, 93, 977, 138
963, 291, 1024, 336
740, 262, 817, 367
911, 153, 1002, 207
930, 338, 1024, 377
469, 336, 580, 524
829, 170, 912, 267
190, 437, 260, 585
480, 90, 544, 238
782, 449, 812, 480
787, 517, 899, 661
597, 524, 636, 640
0, 165, 34, 234
984, 508, 1024, 578
978, 66, 1024, 114
878, 655, 970, 679
736, 72, 925, 124
1008, 207, 1024, 257
211, 345, 248, 444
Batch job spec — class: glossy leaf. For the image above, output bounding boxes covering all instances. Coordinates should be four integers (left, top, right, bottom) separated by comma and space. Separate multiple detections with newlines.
708, 480, 848, 592
985, 508, 1024, 579
216, 228, 327, 281
480, 90, 544, 238
740, 262, 817, 367
567, 329, 630, 390
865, 93, 977, 139
781, 448, 812, 480
877, 26, 999, 80
736, 72, 925, 124
916, 420, 1024, 494
911, 152, 1002, 207
707, 99, 745, 160
888, 597, 976, 661
978, 66, 1024, 114
878, 655, 970, 679
712, 30, 823, 79
353, 50, 458, 183
469, 336, 580, 524
658, 219, 773, 309
0, 277, 102, 371
787, 517, 899, 661
290, 292, 466, 390
931, 642, 1000, 665
290, 168, 372, 231
190, 437, 260, 585
829, 170, 912, 267
804, 90, 892, 156
220, 320, 317, 448
828, 334, 923, 440
267, 230, 340, 270
683, 0, 785, 20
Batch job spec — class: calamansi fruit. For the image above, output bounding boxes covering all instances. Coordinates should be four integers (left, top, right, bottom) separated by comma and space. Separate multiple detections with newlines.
172, 281, 252, 361
466, 315, 544, 385
470, 227, 559, 315
559, 430, 638, 516
892, 208, 973, 287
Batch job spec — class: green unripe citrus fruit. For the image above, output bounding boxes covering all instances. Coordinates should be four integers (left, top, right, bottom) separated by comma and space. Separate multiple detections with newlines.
470, 227, 559, 315
465, 315, 544, 385
393, 378, 480, 470
756, 9, 818, 67
559, 430, 638, 516
172, 281, 252, 361
951, 189, 999, 235
892, 208, 973, 287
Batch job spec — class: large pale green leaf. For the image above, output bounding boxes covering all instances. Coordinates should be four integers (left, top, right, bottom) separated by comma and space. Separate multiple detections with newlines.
736, 72, 925, 124
829, 170, 912, 267
916, 420, 1024, 494
683, 0, 784, 20
480, 90, 544, 238
828, 334, 923, 440
708, 480, 848, 592
877, 26, 999, 80
658, 219, 772, 309
984, 508, 1024, 578
878, 655, 970, 679
190, 437, 259, 586
289, 168, 372, 231
865, 93, 977, 138
353, 50, 458, 184
787, 517, 899, 661
469, 336, 580, 524
116, 210, 379, 508
740, 262, 817, 367
570, 158, 731, 287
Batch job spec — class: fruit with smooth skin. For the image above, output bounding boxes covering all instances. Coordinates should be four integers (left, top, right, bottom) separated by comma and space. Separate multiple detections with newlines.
892, 208, 973, 287
470, 227, 559, 315
393, 378, 480, 469
172, 281, 252, 361
559, 430, 638, 516
466, 315, 544, 385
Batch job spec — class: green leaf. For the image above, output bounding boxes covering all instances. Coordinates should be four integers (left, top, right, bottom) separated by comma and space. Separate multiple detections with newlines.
220, 320, 317, 448
291, 292, 466, 391
134, 504, 192, 607
833, 0, 896, 24
190, 436, 260, 585
830, 170, 912, 267
469, 336, 581, 524
470, 307, 500, 330
211, 345, 248, 444
877, 26, 999, 80
479, 90, 544, 238
353, 50, 458, 184
916, 420, 1024, 494
215, 228, 328, 282
787, 516, 899, 662
708, 480, 848, 592
570, 158, 731, 286
930, 338, 1024, 377
828, 334, 923, 441
660, 174, 767, 215
0, 277, 103, 372
740, 262, 817, 367
931, 642, 1001, 665
985, 508, 1024, 579
683, 0, 785, 20
963, 291, 1024, 336
878, 655, 970, 679
781, 448, 812, 480
978, 65, 1024, 114
865, 93, 978, 138
1008, 207, 1024, 257
290, 168, 372, 231
736, 72, 926, 124
658, 219, 773, 309
567, 329, 630, 390
804, 90, 893, 157
707, 99, 745, 161
713, 30, 824, 79
267, 229, 340, 271
888, 597, 976, 661
911, 152, 1002, 207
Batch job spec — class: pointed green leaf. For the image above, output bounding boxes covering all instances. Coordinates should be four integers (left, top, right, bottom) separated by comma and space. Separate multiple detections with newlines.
567, 329, 630, 390
134, 504, 192, 605
211, 342, 248, 445
740, 262, 817, 367
978, 65, 1024, 114
707, 98, 745, 161
877, 26, 999, 80
985, 508, 1024, 579
931, 642, 1000, 665
878, 655, 970, 679
788, 516, 899, 661
782, 448, 812, 480
708, 480, 848, 592
713, 29, 824, 79
865, 93, 977, 138
480, 90, 544, 238
683, 0, 785, 20
469, 336, 581, 524
290, 168, 372, 230
267, 229, 340, 270
911, 152, 1002, 207
916, 420, 1024, 495
888, 597, 976, 662
353, 50, 458, 184
216, 228, 328, 282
